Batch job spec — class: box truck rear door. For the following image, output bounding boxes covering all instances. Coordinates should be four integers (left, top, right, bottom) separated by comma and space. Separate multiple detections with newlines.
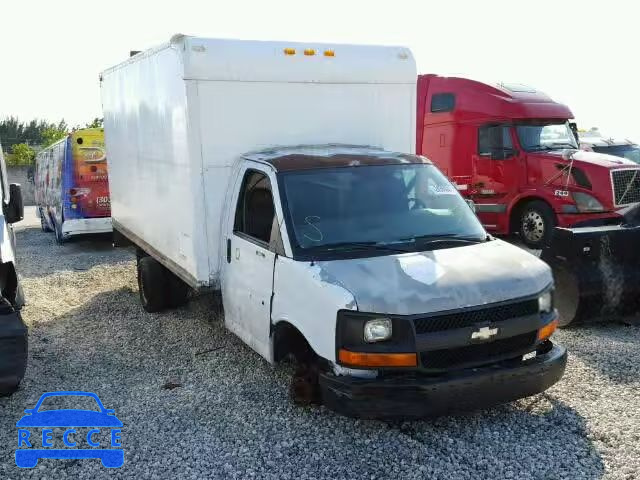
222, 168, 277, 361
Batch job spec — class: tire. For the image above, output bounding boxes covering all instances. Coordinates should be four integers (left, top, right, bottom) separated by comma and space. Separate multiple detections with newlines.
0, 312, 27, 397
165, 270, 190, 308
39, 208, 52, 232
518, 200, 556, 249
53, 215, 66, 245
137, 256, 168, 312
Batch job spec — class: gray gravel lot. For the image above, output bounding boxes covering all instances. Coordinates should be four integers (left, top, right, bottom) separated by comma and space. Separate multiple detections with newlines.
1, 207, 639, 479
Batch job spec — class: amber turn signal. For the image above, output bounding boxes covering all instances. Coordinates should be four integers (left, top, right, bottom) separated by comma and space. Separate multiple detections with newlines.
537, 319, 558, 341
338, 349, 417, 368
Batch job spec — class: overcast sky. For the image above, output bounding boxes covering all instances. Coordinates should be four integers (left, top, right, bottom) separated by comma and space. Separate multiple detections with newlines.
1, 0, 638, 140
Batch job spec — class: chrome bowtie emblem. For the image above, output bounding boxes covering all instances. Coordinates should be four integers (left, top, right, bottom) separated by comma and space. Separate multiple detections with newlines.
471, 326, 498, 341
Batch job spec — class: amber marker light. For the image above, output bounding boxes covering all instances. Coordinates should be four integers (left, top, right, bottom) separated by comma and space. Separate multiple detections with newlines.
283, 48, 296, 56
323, 50, 335, 57
303, 48, 316, 56
538, 319, 558, 341
338, 349, 417, 368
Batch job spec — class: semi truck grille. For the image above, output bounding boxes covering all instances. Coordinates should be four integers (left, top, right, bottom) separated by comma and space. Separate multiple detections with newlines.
413, 299, 539, 334
420, 332, 537, 369
612, 169, 640, 206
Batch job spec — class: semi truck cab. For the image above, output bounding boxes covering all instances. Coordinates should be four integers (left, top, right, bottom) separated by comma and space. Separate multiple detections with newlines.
417, 75, 640, 248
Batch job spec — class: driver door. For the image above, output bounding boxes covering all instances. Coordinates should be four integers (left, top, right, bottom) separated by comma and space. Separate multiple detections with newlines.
222, 167, 278, 361
472, 124, 520, 226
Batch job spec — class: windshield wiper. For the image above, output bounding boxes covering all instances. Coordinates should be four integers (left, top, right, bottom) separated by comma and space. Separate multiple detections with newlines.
315, 241, 411, 253
401, 233, 488, 245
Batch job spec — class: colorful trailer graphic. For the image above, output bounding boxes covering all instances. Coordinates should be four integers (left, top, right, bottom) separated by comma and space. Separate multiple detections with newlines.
35, 128, 112, 242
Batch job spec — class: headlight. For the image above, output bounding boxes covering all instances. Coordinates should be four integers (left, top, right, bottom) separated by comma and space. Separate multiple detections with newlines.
572, 192, 605, 212
538, 291, 553, 314
363, 318, 392, 343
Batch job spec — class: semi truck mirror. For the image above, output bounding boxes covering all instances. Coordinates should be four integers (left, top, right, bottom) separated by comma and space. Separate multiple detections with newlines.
5, 183, 24, 224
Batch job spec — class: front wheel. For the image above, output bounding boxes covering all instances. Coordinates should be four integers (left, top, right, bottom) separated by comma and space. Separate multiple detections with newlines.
518, 200, 556, 249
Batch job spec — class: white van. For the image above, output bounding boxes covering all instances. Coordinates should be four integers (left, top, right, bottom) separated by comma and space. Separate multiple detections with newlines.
101, 36, 566, 417
0, 138, 27, 395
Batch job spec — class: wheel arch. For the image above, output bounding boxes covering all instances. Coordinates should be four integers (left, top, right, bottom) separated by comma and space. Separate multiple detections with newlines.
271, 320, 318, 364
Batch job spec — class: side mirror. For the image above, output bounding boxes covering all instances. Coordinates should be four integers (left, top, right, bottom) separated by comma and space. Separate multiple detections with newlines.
5, 183, 24, 224
465, 199, 477, 213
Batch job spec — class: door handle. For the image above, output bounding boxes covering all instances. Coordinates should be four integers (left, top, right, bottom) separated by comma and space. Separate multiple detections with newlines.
255, 250, 265, 258
226, 238, 231, 263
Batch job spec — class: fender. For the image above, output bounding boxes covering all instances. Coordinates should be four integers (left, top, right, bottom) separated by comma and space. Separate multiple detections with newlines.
271, 256, 357, 364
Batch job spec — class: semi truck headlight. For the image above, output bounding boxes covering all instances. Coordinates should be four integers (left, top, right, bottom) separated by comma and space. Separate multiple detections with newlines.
363, 318, 392, 343
538, 291, 553, 314
572, 192, 604, 212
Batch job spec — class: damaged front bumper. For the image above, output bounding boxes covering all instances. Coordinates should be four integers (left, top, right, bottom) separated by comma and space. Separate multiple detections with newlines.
320, 343, 567, 419
0, 310, 27, 395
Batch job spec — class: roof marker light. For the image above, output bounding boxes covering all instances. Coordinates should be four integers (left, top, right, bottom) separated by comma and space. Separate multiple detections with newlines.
323, 50, 335, 57
304, 49, 316, 56
283, 48, 296, 56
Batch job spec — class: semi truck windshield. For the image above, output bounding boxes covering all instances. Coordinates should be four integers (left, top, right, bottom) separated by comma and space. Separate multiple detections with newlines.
516, 122, 578, 152
280, 164, 486, 254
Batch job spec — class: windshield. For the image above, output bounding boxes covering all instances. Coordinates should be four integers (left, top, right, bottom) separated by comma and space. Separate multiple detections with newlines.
279, 164, 486, 255
516, 121, 578, 152
592, 145, 640, 164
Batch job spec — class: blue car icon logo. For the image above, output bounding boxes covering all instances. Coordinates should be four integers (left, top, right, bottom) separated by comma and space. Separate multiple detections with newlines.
15, 391, 123, 468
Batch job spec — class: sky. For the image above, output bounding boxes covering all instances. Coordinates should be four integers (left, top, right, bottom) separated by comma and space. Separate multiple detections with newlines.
1, 0, 638, 140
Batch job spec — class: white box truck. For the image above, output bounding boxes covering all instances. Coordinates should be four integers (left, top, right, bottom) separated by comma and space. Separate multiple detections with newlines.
101, 35, 566, 417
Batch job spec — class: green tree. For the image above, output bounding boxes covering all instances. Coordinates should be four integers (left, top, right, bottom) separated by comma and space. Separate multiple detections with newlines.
41, 125, 67, 147
85, 117, 103, 128
9, 143, 35, 166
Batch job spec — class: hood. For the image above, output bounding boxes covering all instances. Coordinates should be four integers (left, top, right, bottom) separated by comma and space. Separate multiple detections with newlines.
533, 149, 637, 169
316, 239, 551, 315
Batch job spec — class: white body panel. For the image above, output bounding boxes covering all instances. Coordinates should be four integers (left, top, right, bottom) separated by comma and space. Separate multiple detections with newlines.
101, 36, 416, 289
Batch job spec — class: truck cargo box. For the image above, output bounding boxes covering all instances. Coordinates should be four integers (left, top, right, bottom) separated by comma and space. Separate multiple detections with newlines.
101, 35, 416, 288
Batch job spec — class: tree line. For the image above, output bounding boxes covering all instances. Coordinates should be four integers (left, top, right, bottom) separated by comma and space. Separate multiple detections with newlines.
0, 116, 103, 166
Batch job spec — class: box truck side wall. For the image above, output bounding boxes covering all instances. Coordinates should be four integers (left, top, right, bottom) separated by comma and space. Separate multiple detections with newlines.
102, 46, 211, 286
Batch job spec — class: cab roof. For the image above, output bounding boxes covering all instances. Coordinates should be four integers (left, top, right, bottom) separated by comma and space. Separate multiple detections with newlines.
243, 144, 430, 172
418, 74, 573, 122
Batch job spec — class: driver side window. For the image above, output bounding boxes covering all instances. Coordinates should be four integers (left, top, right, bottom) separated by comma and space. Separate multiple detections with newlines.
478, 125, 514, 160
233, 170, 276, 246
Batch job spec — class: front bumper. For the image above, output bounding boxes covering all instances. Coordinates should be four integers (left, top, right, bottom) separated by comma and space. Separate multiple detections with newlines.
0, 310, 27, 395
320, 343, 567, 419
556, 211, 622, 228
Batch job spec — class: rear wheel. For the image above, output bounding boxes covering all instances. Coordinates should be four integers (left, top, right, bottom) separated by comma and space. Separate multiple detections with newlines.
165, 270, 190, 308
39, 208, 52, 232
53, 215, 66, 244
137, 256, 168, 312
519, 200, 556, 249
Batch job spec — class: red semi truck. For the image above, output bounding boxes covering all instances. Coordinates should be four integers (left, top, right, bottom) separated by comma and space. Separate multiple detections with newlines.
416, 75, 640, 248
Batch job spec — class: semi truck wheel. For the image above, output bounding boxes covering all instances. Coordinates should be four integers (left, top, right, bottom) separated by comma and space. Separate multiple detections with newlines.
39, 208, 52, 232
519, 201, 556, 249
137, 256, 168, 312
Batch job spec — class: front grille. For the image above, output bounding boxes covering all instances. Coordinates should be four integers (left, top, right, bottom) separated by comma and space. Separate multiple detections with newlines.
420, 332, 537, 369
413, 299, 539, 334
612, 169, 640, 206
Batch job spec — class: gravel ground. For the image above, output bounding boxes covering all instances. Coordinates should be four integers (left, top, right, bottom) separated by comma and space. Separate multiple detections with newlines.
1, 207, 639, 479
